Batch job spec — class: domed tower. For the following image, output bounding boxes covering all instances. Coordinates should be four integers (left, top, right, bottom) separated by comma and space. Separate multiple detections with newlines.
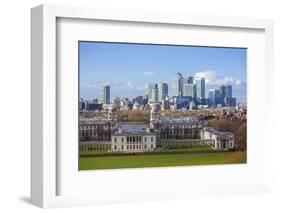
107, 108, 117, 127
150, 103, 160, 128
107, 108, 117, 121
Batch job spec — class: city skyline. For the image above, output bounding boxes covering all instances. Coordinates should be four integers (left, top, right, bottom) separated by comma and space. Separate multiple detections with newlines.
80, 42, 247, 102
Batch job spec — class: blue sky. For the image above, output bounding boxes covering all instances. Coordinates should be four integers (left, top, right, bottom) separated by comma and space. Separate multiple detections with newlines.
79, 41, 247, 102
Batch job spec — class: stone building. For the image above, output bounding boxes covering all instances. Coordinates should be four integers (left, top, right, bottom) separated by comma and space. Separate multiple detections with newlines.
79, 117, 114, 142
111, 125, 156, 152
151, 117, 202, 140
201, 127, 235, 149
79, 105, 235, 152
150, 104, 202, 140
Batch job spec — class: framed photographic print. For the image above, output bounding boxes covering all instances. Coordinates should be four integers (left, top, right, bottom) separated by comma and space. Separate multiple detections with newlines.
31, 4, 274, 208
78, 42, 246, 170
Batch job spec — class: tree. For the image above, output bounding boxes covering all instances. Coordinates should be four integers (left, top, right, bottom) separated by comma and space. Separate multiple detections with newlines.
236, 123, 247, 150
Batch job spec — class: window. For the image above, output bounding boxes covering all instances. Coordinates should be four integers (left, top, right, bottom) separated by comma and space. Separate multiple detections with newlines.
121, 145, 123, 150
114, 137, 117, 143
151, 144, 153, 149
151, 137, 154, 142
121, 137, 124, 142
144, 145, 147, 149
114, 145, 117, 150
144, 137, 147, 142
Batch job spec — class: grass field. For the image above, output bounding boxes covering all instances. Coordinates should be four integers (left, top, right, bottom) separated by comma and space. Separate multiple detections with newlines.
79, 151, 246, 170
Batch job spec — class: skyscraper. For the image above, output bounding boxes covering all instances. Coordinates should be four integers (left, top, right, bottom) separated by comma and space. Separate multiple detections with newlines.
225, 85, 232, 98
208, 89, 220, 107
183, 83, 194, 97
195, 77, 205, 99
183, 77, 188, 85
148, 83, 156, 100
220, 85, 236, 107
158, 82, 168, 101
102, 85, 110, 104
187, 76, 194, 84
151, 85, 159, 103
172, 72, 183, 97
183, 76, 194, 85
220, 85, 232, 99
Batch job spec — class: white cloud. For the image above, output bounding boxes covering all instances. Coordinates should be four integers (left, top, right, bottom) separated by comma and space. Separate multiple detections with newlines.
194, 70, 218, 84
81, 81, 147, 99
141, 71, 155, 76
194, 70, 246, 102
194, 70, 245, 86
235, 80, 242, 86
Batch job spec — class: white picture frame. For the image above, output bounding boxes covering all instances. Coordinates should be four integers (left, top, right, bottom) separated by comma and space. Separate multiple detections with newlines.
31, 4, 274, 208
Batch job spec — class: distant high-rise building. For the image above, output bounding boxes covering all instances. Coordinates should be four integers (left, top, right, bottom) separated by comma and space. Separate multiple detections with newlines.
183, 83, 194, 97
151, 85, 159, 103
224, 97, 237, 107
98, 91, 104, 104
220, 85, 232, 99
158, 82, 168, 101
225, 85, 232, 98
195, 77, 205, 99
220, 85, 233, 106
208, 89, 220, 107
101, 85, 110, 104
148, 83, 156, 100
183, 77, 188, 85
172, 72, 183, 97
183, 76, 193, 85
187, 76, 194, 84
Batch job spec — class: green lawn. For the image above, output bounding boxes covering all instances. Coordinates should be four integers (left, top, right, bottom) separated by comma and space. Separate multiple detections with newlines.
79, 151, 246, 170
158, 146, 213, 153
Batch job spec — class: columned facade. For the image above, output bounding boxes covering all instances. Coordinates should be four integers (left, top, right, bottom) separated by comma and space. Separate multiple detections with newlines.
201, 127, 235, 149
111, 133, 156, 152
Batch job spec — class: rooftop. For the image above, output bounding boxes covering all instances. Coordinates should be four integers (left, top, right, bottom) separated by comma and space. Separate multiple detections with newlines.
173, 72, 183, 78
119, 124, 147, 132
152, 117, 200, 125
203, 127, 234, 140
113, 124, 155, 136
80, 117, 112, 125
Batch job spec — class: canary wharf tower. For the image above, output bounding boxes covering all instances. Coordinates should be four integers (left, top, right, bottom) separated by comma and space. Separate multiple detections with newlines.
172, 72, 183, 97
